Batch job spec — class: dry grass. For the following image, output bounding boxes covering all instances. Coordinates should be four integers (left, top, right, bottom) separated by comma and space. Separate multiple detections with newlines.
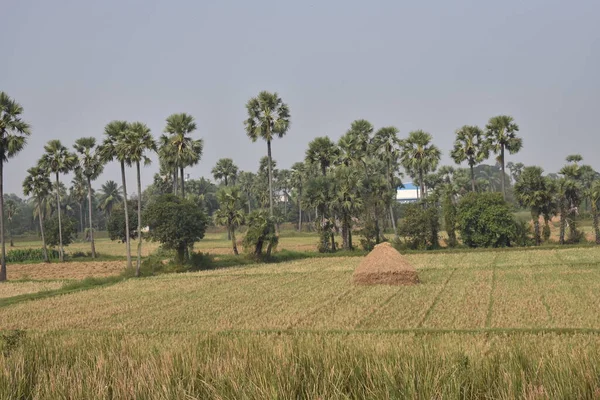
0, 281, 65, 299
6, 261, 126, 281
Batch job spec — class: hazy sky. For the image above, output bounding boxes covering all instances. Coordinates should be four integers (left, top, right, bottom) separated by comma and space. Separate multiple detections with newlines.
2, 0, 599, 196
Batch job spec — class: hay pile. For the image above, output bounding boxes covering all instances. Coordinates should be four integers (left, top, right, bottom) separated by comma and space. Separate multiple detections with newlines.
353, 242, 419, 285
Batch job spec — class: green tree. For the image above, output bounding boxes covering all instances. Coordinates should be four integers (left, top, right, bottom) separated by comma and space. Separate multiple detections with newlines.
214, 186, 246, 255
97, 180, 122, 218
39, 140, 77, 262
243, 209, 278, 257
74, 137, 105, 258
107, 201, 138, 243
514, 166, 553, 245
399, 130, 441, 199
290, 162, 305, 231
590, 181, 600, 245
0, 92, 31, 281
212, 158, 239, 186
163, 113, 203, 197
237, 171, 255, 214
4, 199, 18, 247
457, 192, 516, 248
305, 137, 340, 177
23, 166, 53, 262
244, 91, 291, 217
144, 194, 208, 264
69, 171, 87, 234
506, 162, 525, 183
118, 122, 156, 276
44, 215, 77, 248
450, 125, 489, 192
485, 115, 522, 199
332, 165, 363, 250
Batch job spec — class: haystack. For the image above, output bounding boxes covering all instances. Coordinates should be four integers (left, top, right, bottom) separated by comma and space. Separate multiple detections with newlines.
353, 242, 419, 285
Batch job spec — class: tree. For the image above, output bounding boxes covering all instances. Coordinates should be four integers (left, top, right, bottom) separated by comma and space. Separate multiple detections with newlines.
23, 166, 53, 262
450, 125, 489, 192
243, 209, 278, 257
290, 162, 305, 231
163, 113, 203, 197
118, 122, 156, 276
214, 186, 246, 255
514, 166, 553, 245
212, 158, 239, 186
399, 130, 441, 199
0, 92, 31, 281
70, 171, 87, 234
74, 137, 105, 258
99, 121, 133, 269
590, 181, 600, 245
39, 140, 76, 262
144, 194, 208, 264
244, 91, 291, 217
4, 199, 18, 247
237, 172, 255, 214
485, 115, 522, 199
44, 215, 77, 248
107, 201, 138, 243
305, 137, 340, 177
98, 180, 123, 218
457, 192, 516, 248
332, 165, 363, 250
506, 162, 525, 183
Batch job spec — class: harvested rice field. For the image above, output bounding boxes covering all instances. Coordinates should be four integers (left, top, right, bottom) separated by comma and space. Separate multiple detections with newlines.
4, 260, 127, 280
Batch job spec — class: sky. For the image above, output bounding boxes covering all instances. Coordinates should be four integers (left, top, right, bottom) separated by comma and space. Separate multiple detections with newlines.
2, 0, 599, 196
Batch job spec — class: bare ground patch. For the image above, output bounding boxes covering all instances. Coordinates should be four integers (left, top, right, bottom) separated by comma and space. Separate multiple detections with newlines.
7, 261, 127, 280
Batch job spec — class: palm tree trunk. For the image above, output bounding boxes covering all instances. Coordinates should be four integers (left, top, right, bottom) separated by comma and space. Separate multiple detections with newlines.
593, 202, 600, 245
533, 212, 541, 246
267, 140, 274, 217
559, 208, 566, 245
9, 219, 13, 247
298, 188, 302, 232
38, 204, 49, 263
419, 170, 425, 200
173, 168, 178, 195
0, 159, 6, 281
231, 226, 238, 255
470, 164, 476, 192
501, 146, 506, 200
87, 177, 96, 258
180, 167, 185, 197
55, 172, 65, 262
79, 203, 84, 235
342, 215, 349, 250
136, 161, 142, 277
121, 161, 132, 269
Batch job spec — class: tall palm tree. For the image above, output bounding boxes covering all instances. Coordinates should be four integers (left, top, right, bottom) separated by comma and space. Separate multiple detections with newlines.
372, 126, 403, 234
163, 113, 202, 197
332, 165, 363, 250
70, 170, 87, 234
305, 137, 340, 177
244, 91, 291, 217
23, 166, 53, 262
450, 125, 489, 192
514, 166, 553, 245
157, 135, 179, 195
338, 120, 373, 170
237, 171, 255, 214
98, 180, 123, 218
506, 162, 525, 183
4, 199, 18, 247
212, 158, 239, 186
99, 120, 133, 268
590, 180, 600, 245
214, 186, 246, 255
399, 130, 441, 199
118, 122, 156, 276
39, 140, 77, 262
290, 162, 305, 231
74, 137, 105, 258
485, 115, 522, 199
0, 92, 31, 281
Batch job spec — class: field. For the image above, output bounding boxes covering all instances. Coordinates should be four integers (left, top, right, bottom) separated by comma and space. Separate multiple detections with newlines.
2, 239, 600, 398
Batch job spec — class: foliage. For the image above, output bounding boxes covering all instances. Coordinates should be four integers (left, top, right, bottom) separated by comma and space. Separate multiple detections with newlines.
451, 125, 489, 191
212, 158, 239, 186
399, 130, 441, 196
442, 191, 458, 247
43, 215, 77, 248
242, 209, 278, 257
457, 192, 516, 248
397, 201, 440, 250
107, 201, 139, 242
514, 166, 554, 245
4, 248, 60, 263
143, 194, 208, 263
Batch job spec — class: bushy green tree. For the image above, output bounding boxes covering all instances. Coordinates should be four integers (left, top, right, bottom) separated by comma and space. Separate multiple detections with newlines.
485, 115, 522, 199
107, 201, 139, 243
457, 192, 516, 248
44, 216, 77, 248
514, 166, 554, 245
214, 186, 245, 255
398, 200, 440, 250
442, 190, 458, 247
143, 194, 208, 264
242, 209, 278, 257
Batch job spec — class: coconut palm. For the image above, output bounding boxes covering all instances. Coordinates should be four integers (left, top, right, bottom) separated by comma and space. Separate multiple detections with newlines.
244, 91, 291, 217
118, 122, 156, 276
98, 180, 122, 218
0, 92, 31, 281
305, 137, 340, 177
214, 186, 246, 255
485, 115, 522, 199
163, 113, 203, 197
399, 130, 441, 199
38, 140, 76, 262
212, 158, 239, 186
99, 120, 133, 268
23, 166, 53, 262
514, 166, 553, 245
450, 125, 489, 192
74, 137, 105, 258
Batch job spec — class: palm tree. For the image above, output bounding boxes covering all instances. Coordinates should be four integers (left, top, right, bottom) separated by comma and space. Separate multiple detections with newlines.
163, 113, 203, 197
450, 125, 489, 192
70, 171, 87, 234
157, 135, 179, 194
0, 92, 31, 281
118, 122, 156, 276
237, 171, 255, 214
332, 165, 363, 250
290, 162, 305, 231
244, 91, 291, 217
214, 186, 246, 255
305, 137, 340, 177
399, 130, 441, 199
506, 162, 525, 183
98, 180, 123, 218
4, 199, 18, 247
514, 166, 553, 245
590, 181, 600, 245
23, 166, 53, 262
485, 115, 522, 199
99, 120, 133, 268
39, 140, 76, 262
212, 158, 239, 186
74, 137, 105, 258
566, 154, 583, 164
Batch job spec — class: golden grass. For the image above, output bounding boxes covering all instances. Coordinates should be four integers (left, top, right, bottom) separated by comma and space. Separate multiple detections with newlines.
0, 281, 65, 299
6, 261, 126, 281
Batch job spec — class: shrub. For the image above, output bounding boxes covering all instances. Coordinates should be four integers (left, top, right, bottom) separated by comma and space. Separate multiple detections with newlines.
457, 192, 516, 248
243, 210, 278, 257
5, 248, 60, 263
442, 192, 458, 247
43, 216, 77, 248
107, 201, 138, 243
398, 201, 440, 250
357, 220, 379, 252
